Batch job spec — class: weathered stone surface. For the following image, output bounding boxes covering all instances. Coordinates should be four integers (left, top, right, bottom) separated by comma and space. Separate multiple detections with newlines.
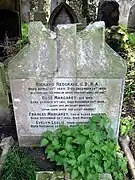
97, 0, 119, 27
116, 0, 135, 27
0, 63, 10, 125
8, 21, 127, 146
49, 2, 78, 31
36, 171, 112, 180
34, 11, 47, 25
36, 171, 65, 180
128, 3, 135, 30
99, 173, 113, 180
0, 136, 14, 150
0, 136, 14, 177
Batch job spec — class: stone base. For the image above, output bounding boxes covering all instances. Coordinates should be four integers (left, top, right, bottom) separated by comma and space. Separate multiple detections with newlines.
0, 137, 14, 177
36, 171, 67, 180
18, 136, 41, 147
36, 171, 112, 180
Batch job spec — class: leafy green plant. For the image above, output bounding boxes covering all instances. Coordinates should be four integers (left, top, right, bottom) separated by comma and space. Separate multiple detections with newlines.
16, 23, 29, 50
2, 144, 39, 180
120, 116, 134, 136
41, 114, 128, 180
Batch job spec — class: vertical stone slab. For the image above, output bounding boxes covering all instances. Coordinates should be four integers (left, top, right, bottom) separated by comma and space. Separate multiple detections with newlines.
116, 0, 135, 27
128, 4, 135, 30
8, 21, 127, 146
8, 22, 57, 146
0, 63, 10, 125
56, 24, 76, 77
76, 22, 126, 136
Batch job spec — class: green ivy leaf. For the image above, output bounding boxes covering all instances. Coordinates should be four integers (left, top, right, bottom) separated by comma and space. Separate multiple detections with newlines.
42, 131, 53, 141
71, 169, 79, 179
107, 128, 114, 139
63, 130, 72, 136
55, 155, 63, 165
104, 161, 111, 171
65, 142, 72, 152
67, 159, 76, 166
47, 150, 55, 159
90, 114, 101, 123
94, 164, 103, 173
102, 145, 108, 151
66, 137, 73, 142
87, 173, 98, 179
92, 134, 100, 144
59, 150, 67, 157
40, 138, 49, 147
78, 154, 86, 163
52, 138, 59, 148
73, 136, 86, 145
85, 140, 93, 155
78, 166, 85, 176
81, 129, 90, 136
45, 145, 54, 154
69, 152, 76, 159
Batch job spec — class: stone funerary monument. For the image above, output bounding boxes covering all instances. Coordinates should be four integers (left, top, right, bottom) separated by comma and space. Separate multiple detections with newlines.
8, 21, 127, 146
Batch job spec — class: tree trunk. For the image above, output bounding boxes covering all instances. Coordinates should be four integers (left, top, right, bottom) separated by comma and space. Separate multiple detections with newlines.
38, 0, 44, 11
82, 0, 89, 23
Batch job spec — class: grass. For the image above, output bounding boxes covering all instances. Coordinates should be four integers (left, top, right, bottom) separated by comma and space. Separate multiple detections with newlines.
2, 144, 39, 180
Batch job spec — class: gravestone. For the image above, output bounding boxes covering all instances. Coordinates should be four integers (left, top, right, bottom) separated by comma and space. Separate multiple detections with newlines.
97, 0, 119, 28
8, 21, 127, 146
49, 2, 78, 31
116, 0, 135, 27
128, 4, 135, 30
97, 0, 135, 28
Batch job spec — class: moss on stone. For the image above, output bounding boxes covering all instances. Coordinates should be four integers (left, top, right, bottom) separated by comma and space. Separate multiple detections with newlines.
36, 171, 65, 180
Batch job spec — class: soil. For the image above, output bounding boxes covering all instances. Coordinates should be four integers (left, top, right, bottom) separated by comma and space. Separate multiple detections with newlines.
0, 125, 17, 142
0, 109, 17, 142
24, 147, 63, 171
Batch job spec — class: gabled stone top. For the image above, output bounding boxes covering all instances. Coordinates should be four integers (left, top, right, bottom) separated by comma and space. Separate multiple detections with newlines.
8, 21, 127, 79
49, 2, 78, 31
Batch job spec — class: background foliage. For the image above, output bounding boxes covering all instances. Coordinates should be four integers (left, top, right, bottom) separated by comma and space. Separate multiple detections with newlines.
105, 26, 135, 119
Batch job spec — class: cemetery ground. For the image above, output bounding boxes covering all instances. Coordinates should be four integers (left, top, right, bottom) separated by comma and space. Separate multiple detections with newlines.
0, 23, 135, 180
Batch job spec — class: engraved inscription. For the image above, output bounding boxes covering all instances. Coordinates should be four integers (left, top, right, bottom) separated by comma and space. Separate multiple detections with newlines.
27, 78, 107, 132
